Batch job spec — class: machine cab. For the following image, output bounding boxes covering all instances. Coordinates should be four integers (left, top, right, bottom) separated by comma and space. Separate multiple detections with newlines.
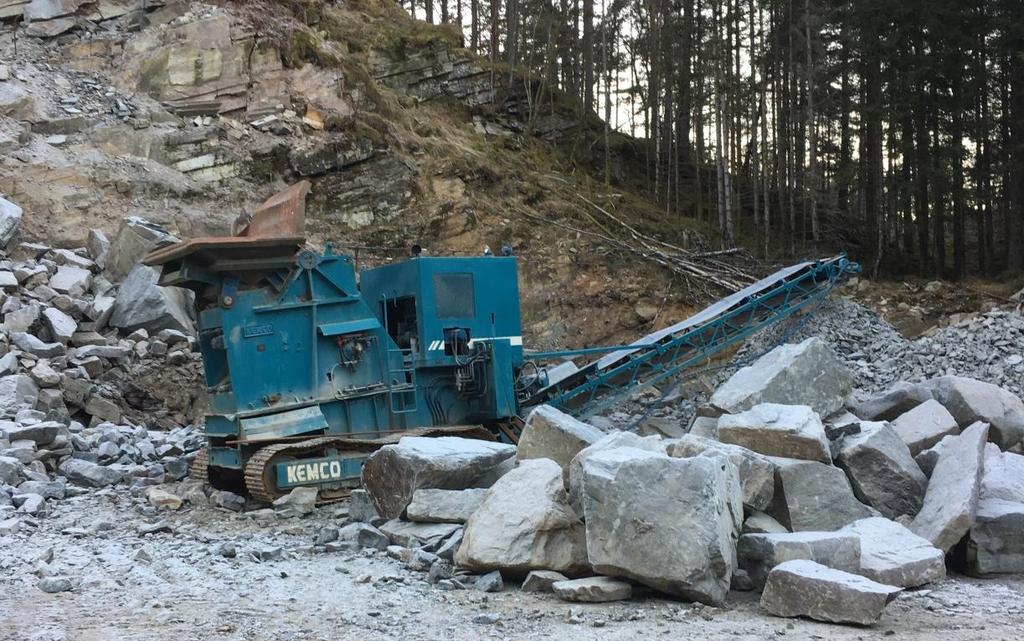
360, 256, 524, 366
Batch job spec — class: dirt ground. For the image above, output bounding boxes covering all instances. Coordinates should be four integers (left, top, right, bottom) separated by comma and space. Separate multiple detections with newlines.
2, 488, 1021, 641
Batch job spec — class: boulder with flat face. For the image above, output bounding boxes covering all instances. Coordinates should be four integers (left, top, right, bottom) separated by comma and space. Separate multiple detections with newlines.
835, 422, 927, 519
583, 454, 742, 605
669, 434, 776, 511
517, 404, 605, 474
710, 337, 854, 417
738, 531, 861, 589
59, 458, 122, 488
890, 399, 960, 456
455, 458, 587, 575
109, 265, 195, 335
760, 560, 902, 626
717, 403, 831, 463
968, 499, 1024, 575
980, 445, 1024, 503
911, 421, 988, 552
847, 382, 932, 421
919, 376, 1024, 450
361, 436, 516, 519
551, 576, 633, 602
406, 488, 487, 524
839, 517, 945, 588
768, 458, 876, 532
567, 431, 666, 513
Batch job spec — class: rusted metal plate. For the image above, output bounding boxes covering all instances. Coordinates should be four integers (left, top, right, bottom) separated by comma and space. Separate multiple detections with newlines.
143, 180, 312, 269
238, 180, 310, 239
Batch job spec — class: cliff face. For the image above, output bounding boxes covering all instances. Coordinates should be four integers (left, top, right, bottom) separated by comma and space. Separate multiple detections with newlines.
0, 0, 714, 350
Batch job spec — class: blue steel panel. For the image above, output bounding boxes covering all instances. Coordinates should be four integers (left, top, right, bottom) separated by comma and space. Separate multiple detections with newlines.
318, 318, 381, 336
240, 405, 328, 441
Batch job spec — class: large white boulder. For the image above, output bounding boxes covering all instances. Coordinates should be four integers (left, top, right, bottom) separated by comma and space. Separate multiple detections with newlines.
455, 458, 587, 574
911, 421, 988, 552
839, 517, 945, 588
760, 560, 902, 626
710, 337, 854, 417
109, 264, 195, 335
980, 445, 1024, 503
919, 376, 1024, 450
717, 403, 831, 463
768, 458, 876, 532
0, 196, 22, 247
835, 422, 927, 519
890, 399, 960, 456
361, 436, 516, 519
583, 454, 741, 605
517, 404, 605, 474
669, 434, 776, 511
968, 499, 1024, 575
737, 531, 861, 589
567, 431, 667, 513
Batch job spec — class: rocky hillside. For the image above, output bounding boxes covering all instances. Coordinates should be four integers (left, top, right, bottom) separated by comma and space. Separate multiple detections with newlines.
0, 0, 748, 353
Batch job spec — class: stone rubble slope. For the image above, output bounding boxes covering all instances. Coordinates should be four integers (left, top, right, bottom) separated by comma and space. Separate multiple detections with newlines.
0, 211, 213, 532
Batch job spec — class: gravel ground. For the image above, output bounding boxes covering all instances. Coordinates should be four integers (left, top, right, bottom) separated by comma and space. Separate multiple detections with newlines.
2, 488, 1023, 641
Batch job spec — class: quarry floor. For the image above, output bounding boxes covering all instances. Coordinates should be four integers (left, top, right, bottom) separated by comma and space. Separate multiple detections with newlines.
1, 490, 1022, 641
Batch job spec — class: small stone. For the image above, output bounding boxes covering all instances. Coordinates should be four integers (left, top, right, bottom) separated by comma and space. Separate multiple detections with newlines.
37, 577, 74, 594
147, 488, 183, 511
211, 490, 245, 512
474, 570, 504, 592
552, 576, 633, 602
521, 570, 569, 592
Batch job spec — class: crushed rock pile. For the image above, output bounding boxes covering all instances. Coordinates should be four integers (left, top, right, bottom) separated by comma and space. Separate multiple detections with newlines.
746, 296, 1024, 396
0, 202, 209, 533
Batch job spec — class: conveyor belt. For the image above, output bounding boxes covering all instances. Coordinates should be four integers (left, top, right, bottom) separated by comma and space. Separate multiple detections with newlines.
525, 255, 859, 419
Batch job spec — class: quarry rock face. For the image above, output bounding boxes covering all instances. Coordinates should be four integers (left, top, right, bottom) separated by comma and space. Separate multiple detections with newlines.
455, 458, 587, 574
361, 436, 517, 519
583, 454, 741, 605
710, 337, 854, 417
760, 560, 902, 626
839, 517, 945, 588
835, 422, 927, 519
717, 403, 832, 463
517, 404, 605, 474
911, 421, 988, 551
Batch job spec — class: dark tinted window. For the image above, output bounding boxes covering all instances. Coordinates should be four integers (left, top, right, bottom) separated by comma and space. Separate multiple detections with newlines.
434, 273, 474, 318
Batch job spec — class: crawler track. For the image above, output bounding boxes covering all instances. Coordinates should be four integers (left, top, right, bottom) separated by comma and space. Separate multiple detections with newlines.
190, 448, 209, 482
242, 426, 496, 504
